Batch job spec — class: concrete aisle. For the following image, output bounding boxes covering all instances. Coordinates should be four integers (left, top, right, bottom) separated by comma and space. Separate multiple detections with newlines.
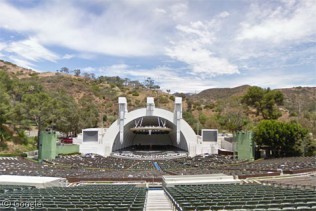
145, 189, 173, 211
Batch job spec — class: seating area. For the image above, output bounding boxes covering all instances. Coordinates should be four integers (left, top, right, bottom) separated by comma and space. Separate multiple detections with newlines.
262, 173, 316, 190
0, 184, 146, 211
235, 156, 316, 173
54, 155, 137, 169
0, 185, 35, 193
165, 183, 316, 210
157, 155, 316, 178
1, 155, 316, 181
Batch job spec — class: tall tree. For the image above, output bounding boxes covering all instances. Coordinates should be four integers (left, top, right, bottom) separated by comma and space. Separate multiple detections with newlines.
16, 92, 56, 149
242, 86, 283, 119
0, 71, 14, 148
0, 88, 12, 148
51, 91, 80, 136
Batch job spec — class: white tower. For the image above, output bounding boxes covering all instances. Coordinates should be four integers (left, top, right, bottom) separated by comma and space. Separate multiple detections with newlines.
174, 97, 182, 144
118, 97, 127, 144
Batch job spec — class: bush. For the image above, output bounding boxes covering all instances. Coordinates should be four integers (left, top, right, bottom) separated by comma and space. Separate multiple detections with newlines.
20, 153, 28, 158
132, 91, 139, 96
159, 95, 169, 104
204, 103, 215, 110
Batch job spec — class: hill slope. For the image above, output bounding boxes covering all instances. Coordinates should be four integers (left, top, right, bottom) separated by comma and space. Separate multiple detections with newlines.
1, 60, 315, 131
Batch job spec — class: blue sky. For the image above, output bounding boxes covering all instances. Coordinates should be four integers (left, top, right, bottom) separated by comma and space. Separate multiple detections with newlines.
0, 0, 315, 93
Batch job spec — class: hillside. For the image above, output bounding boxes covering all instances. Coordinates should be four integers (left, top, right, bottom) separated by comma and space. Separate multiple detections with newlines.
0, 60, 35, 77
190, 85, 251, 103
0, 60, 315, 135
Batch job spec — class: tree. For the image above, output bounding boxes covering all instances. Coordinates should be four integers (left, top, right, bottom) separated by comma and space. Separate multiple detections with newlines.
217, 109, 249, 159
253, 120, 309, 157
16, 92, 55, 150
0, 88, 12, 149
73, 69, 81, 77
144, 77, 160, 90
218, 111, 249, 133
78, 95, 99, 129
51, 91, 80, 136
60, 67, 69, 74
199, 113, 207, 125
0, 71, 15, 148
242, 86, 283, 119
183, 111, 199, 133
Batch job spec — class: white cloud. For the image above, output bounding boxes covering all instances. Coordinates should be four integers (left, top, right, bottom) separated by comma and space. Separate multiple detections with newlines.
154, 8, 167, 14
8, 56, 34, 69
218, 11, 230, 18
0, 42, 7, 51
237, 0, 316, 43
170, 3, 188, 21
5, 38, 59, 62
62, 54, 75, 60
0, 0, 315, 92
166, 20, 239, 76
0, 1, 169, 57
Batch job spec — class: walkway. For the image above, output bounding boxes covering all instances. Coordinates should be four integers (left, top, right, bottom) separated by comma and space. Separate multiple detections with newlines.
145, 189, 173, 211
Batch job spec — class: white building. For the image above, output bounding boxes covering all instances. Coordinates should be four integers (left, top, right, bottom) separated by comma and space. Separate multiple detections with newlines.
77, 97, 221, 157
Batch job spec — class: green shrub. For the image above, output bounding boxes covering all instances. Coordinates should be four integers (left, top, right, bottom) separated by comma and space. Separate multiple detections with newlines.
132, 91, 139, 96
159, 95, 169, 104
20, 153, 28, 158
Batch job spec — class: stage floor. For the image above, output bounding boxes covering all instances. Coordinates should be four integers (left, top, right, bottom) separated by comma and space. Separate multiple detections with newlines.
112, 146, 188, 160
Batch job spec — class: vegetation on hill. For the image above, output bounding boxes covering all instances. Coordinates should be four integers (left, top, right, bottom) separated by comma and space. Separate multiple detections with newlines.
0, 60, 315, 156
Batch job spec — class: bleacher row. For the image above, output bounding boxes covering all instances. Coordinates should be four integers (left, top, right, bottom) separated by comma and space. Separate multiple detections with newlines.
0, 184, 146, 211
165, 183, 316, 211
1, 155, 316, 180
1, 183, 316, 211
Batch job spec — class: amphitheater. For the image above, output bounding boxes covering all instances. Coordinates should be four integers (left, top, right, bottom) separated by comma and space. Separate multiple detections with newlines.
0, 97, 316, 211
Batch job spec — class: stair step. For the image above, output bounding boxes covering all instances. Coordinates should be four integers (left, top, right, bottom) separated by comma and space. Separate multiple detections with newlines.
145, 190, 173, 211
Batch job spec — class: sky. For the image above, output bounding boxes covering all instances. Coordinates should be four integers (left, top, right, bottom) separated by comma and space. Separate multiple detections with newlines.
0, 0, 315, 93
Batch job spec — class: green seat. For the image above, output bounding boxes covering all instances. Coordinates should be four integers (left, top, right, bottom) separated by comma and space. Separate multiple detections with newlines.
196, 205, 210, 210
83, 208, 98, 211
45, 204, 57, 208
75, 204, 89, 208
58, 204, 76, 208
129, 207, 143, 211
98, 208, 114, 211
113, 207, 129, 211
182, 206, 196, 211
33, 208, 48, 211
47, 208, 67, 211
0, 207, 15, 211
